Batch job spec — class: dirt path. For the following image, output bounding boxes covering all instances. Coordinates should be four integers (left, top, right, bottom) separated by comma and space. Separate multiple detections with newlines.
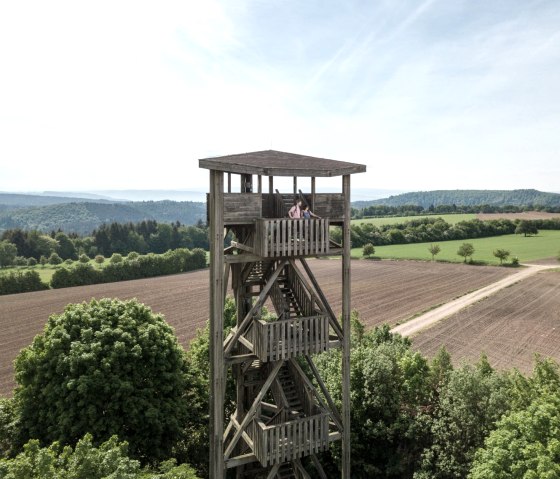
392, 264, 556, 338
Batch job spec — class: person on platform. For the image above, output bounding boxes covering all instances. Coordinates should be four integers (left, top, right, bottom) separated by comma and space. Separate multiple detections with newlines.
288, 199, 302, 218
302, 204, 320, 219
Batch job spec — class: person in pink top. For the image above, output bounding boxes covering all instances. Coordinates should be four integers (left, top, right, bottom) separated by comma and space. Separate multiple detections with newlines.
288, 199, 302, 218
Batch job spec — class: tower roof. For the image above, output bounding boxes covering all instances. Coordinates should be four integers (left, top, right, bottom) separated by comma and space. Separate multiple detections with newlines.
199, 150, 366, 177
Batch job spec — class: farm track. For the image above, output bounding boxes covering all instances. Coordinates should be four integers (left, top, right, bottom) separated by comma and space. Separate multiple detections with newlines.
0, 259, 513, 396
392, 264, 552, 337
413, 270, 560, 373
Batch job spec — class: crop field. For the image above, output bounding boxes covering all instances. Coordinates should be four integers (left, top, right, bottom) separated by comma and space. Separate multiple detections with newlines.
352, 230, 560, 264
413, 270, 560, 373
352, 213, 476, 226
0, 259, 513, 396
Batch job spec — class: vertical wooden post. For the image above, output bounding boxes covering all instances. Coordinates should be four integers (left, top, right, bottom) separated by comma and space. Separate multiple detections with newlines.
268, 176, 274, 194
227, 173, 231, 193
341, 174, 351, 479
311, 177, 316, 211
258, 175, 262, 194
293, 176, 297, 195
209, 169, 225, 479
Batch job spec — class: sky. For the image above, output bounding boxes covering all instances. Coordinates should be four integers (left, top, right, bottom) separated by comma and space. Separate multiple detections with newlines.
0, 0, 559, 194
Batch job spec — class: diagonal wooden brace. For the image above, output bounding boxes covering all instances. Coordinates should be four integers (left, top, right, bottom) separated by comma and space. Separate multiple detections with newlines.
224, 259, 288, 355
224, 361, 283, 459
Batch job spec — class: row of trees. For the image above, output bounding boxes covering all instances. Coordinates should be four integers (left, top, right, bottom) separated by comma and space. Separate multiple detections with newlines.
353, 203, 560, 219
0, 220, 210, 264
50, 248, 206, 289
363, 242, 518, 265
2, 298, 560, 478
339, 217, 549, 248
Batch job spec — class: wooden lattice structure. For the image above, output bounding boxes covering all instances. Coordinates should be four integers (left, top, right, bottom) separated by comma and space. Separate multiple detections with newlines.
200, 150, 366, 478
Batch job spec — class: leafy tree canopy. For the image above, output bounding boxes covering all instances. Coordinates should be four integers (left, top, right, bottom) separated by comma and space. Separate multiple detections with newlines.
14, 299, 191, 463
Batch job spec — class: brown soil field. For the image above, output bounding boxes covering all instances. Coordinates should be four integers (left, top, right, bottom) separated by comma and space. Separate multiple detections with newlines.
413, 270, 560, 374
0, 259, 513, 396
476, 211, 560, 221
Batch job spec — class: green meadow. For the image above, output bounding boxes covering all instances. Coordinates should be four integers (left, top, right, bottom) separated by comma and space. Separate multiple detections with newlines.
352, 213, 477, 227
352, 230, 560, 265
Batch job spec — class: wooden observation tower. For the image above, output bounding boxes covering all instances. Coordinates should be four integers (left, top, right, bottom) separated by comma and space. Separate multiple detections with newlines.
200, 150, 366, 478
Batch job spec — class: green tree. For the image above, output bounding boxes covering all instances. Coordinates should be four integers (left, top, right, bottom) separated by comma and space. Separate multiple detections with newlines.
515, 220, 538, 236
457, 243, 475, 263
0, 398, 19, 458
0, 241, 18, 268
14, 298, 191, 463
492, 249, 510, 265
0, 433, 200, 478
78, 254, 90, 263
362, 243, 375, 258
94, 254, 104, 264
39, 256, 47, 267
110, 253, 123, 264
35, 235, 58, 258
47, 253, 62, 265
469, 393, 560, 478
415, 357, 513, 479
26, 257, 37, 267
428, 244, 441, 261
54, 232, 77, 260
315, 319, 432, 477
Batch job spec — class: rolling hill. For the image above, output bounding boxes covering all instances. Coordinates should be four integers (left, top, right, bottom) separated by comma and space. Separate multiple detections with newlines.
0, 200, 206, 234
353, 189, 560, 209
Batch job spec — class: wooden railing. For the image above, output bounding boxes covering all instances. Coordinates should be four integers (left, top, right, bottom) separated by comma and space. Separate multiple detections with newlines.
248, 315, 330, 362
252, 413, 330, 466
254, 218, 330, 257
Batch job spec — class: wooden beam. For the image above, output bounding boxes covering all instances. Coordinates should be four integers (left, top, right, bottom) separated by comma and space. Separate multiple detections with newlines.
293, 176, 297, 194
342, 173, 351, 479
225, 453, 258, 469
299, 258, 343, 339
311, 455, 328, 479
209, 169, 225, 479
311, 176, 316, 211
258, 175, 262, 194
227, 173, 232, 193
304, 356, 343, 428
266, 464, 280, 479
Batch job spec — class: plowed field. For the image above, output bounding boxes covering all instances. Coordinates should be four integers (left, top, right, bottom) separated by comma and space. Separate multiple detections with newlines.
413, 271, 560, 373
0, 260, 513, 396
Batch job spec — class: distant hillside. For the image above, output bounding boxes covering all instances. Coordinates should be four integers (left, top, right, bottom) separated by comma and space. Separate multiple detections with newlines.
0, 200, 206, 234
353, 189, 560, 209
0, 192, 116, 209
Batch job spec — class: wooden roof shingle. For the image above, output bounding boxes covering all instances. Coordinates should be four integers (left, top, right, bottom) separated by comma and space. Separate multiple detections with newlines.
199, 150, 366, 177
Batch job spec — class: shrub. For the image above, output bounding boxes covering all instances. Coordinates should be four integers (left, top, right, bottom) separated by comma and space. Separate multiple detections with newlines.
94, 255, 105, 264
362, 243, 375, 258
14, 298, 191, 463
26, 257, 37, 267
127, 251, 139, 260
13, 256, 27, 267
511, 256, 520, 266
64, 258, 73, 265
110, 253, 123, 264
0, 270, 49, 295
39, 256, 47, 267
78, 253, 90, 263
50, 263, 100, 289
48, 253, 62, 265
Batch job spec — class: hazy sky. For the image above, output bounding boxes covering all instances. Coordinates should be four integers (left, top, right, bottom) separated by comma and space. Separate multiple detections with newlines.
1, 0, 559, 193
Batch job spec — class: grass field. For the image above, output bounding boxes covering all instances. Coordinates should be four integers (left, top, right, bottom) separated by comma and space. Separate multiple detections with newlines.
352, 230, 560, 264
352, 213, 476, 226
